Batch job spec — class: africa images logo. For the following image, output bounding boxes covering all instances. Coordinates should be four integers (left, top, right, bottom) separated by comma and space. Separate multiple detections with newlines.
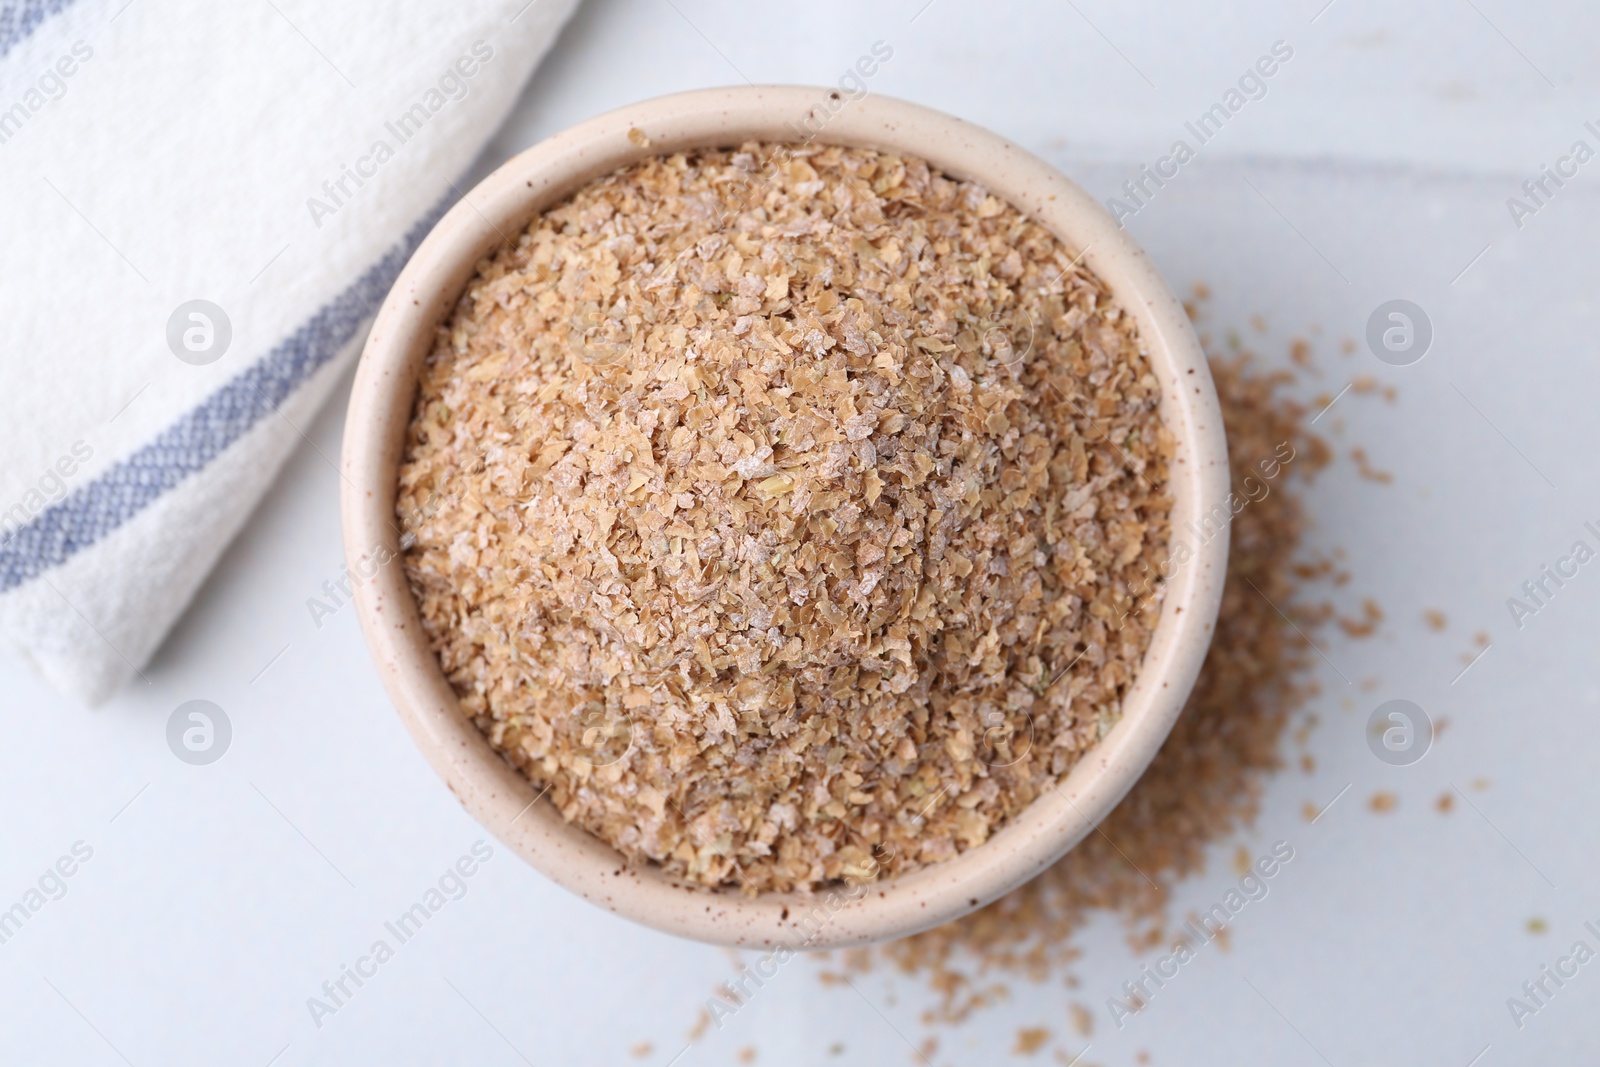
305, 42, 495, 229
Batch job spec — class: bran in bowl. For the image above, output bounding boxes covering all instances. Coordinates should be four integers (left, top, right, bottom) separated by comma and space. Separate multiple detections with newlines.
395, 142, 1173, 895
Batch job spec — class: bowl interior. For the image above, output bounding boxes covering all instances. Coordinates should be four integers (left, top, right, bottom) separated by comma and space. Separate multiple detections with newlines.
340, 85, 1229, 949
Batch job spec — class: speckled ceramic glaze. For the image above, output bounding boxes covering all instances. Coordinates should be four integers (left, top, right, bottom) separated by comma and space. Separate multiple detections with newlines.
341, 86, 1229, 949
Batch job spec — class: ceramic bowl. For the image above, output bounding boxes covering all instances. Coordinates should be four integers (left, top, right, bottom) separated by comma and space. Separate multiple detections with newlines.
340, 85, 1228, 949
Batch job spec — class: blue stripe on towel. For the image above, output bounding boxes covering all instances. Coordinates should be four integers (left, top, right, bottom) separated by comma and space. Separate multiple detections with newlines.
0, 189, 455, 593
0, 0, 79, 61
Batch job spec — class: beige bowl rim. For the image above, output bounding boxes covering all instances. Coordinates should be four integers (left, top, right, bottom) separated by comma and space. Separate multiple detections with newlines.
340, 84, 1229, 950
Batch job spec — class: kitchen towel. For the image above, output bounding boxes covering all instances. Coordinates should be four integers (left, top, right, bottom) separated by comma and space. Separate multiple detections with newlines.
0, 0, 579, 702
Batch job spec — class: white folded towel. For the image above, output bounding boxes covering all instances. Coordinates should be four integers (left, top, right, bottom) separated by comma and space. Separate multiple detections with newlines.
0, 0, 579, 702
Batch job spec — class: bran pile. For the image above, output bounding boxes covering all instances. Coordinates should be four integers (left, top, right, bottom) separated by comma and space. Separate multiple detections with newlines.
396, 142, 1175, 894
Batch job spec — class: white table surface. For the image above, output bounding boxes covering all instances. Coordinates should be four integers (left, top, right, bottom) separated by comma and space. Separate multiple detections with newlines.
5, 1, 1600, 1064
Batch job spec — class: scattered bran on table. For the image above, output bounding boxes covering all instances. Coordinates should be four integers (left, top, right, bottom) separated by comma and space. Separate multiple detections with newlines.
837, 344, 1333, 1024
397, 142, 1174, 894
